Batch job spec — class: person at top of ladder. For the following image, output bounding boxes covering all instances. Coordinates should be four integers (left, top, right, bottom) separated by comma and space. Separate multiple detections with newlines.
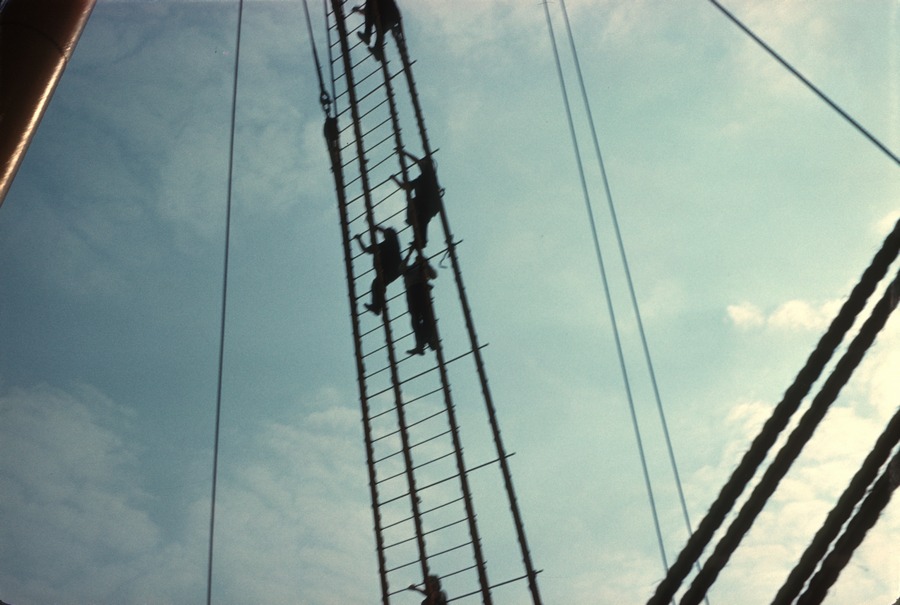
408, 575, 448, 605
352, 0, 400, 62
355, 226, 402, 315
391, 150, 441, 249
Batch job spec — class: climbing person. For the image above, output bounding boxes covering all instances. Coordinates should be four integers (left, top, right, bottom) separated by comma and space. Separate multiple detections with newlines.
323, 114, 339, 154
391, 150, 441, 248
355, 226, 402, 315
408, 575, 448, 605
352, 0, 400, 62
402, 250, 437, 356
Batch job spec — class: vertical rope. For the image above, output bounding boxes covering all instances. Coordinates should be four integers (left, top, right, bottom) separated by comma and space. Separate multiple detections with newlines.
374, 25, 494, 601
541, 0, 670, 576
206, 1, 244, 603
330, 0, 433, 586
394, 22, 544, 604
323, 0, 337, 109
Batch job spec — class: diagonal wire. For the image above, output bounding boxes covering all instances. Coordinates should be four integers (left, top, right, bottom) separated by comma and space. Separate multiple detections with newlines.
206, 1, 244, 603
541, 0, 670, 577
708, 0, 900, 168
556, 0, 708, 601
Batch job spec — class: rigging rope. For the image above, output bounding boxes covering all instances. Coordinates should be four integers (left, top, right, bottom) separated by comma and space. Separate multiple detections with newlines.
302, 0, 330, 113
206, 1, 244, 603
707, 0, 900, 168
795, 450, 900, 605
541, 0, 670, 576
679, 267, 900, 605
324, 0, 337, 111
771, 405, 900, 605
648, 217, 900, 605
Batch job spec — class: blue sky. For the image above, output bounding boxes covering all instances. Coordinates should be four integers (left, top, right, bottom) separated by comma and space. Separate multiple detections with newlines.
1, 1, 899, 604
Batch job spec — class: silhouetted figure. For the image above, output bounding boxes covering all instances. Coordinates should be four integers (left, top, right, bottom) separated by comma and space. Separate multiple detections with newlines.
408, 575, 448, 605
403, 251, 437, 356
353, 0, 400, 62
392, 150, 441, 248
355, 226, 402, 315
323, 115, 339, 153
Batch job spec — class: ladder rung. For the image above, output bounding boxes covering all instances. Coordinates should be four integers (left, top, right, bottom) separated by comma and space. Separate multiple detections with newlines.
448, 571, 542, 602
355, 78, 386, 105
466, 453, 514, 474
374, 448, 404, 465
373, 409, 442, 444
399, 346, 496, 388
423, 517, 467, 537
362, 329, 414, 360
383, 533, 418, 550
410, 429, 451, 450
385, 556, 420, 574
381, 496, 464, 531
440, 563, 479, 582
357, 96, 390, 122
348, 49, 369, 72
426, 541, 470, 561
364, 131, 394, 156
362, 115, 392, 139
420, 496, 465, 517
418, 472, 461, 492
380, 489, 412, 506
376, 450, 453, 485
370, 386, 442, 420
353, 62, 383, 89
373, 430, 450, 465
414, 452, 454, 469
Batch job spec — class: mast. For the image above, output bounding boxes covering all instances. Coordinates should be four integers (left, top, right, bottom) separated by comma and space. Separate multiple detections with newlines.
0, 0, 96, 206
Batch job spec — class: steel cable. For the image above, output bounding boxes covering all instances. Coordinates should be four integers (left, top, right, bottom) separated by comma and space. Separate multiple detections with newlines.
206, 1, 244, 603
541, 0, 670, 576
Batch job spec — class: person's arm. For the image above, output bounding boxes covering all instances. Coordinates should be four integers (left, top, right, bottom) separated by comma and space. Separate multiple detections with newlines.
401, 149, 421, 163
391, 174, 411, 191
354, 233, 372, 253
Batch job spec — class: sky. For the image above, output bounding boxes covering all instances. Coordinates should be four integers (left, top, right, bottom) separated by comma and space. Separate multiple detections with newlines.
1, 1, 899, 604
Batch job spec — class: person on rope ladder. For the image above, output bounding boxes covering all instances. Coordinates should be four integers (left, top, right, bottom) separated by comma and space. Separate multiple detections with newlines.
391, 150, 441, 248
402, 250, 438, 356
408, 574, 448, 605
323, 115, 339, 154
355, 226, 402, 315
352, 0, 400, 62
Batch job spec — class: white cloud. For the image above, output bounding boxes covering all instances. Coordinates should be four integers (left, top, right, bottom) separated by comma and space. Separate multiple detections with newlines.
876, 209, 900, 238
727, 301, 766, 328
685, 317, 900, 604
0, 381, 378, 605
0, 384, 176, 604
727, 298, 842, 332
767, 298, 841, 332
